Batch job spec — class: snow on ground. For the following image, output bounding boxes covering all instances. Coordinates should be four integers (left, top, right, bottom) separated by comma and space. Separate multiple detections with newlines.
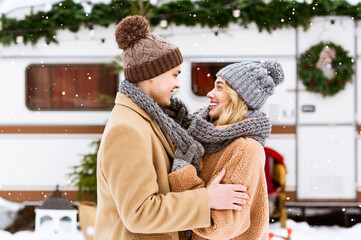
269, 219, 361, 240
0, 229, 85, 240
0, 224, 85, 240
0, 198, 23, 230
0, 219, 360, 240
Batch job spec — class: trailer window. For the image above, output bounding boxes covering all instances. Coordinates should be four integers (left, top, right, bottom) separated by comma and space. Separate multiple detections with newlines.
191, 62, 234, 96
26, 64, 118, 110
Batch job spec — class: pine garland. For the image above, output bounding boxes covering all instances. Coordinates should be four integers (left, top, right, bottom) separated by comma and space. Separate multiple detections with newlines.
0, 0, 130, 45
1, 0, 361, 46
298, 41, 354, 96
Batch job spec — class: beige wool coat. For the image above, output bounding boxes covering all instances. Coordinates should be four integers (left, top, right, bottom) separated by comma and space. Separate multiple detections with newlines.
95, 93, 210, 240
169, 136, 269, 240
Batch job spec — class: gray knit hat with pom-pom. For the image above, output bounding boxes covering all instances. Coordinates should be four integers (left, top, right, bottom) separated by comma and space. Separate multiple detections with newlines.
216, 60, 285, 110
115, 15, 183, 83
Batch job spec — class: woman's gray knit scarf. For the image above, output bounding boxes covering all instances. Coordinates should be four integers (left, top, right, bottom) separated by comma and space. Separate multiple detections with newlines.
185, 106, 272, 154
119, 80, 204, 164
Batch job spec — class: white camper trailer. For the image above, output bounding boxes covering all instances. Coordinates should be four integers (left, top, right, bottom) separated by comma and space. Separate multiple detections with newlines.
0, 2, 360, 203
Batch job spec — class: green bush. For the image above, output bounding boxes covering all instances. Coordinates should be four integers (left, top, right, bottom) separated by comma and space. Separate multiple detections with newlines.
68, 140, 100, 201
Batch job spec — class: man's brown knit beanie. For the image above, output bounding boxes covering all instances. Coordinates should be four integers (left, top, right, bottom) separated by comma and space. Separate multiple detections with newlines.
115, 15, 183, 83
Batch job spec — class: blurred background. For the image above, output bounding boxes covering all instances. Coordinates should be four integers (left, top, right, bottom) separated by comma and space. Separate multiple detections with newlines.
0, 0, 361, 239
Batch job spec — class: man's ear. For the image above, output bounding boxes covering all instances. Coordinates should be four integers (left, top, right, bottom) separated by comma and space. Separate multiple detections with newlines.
137, 79, 151, 87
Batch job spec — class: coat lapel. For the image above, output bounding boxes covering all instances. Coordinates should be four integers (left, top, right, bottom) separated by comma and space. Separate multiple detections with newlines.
115, 93, 175, 159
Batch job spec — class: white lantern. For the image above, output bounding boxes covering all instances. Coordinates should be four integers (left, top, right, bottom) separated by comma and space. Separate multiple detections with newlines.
35, 186, 78, 240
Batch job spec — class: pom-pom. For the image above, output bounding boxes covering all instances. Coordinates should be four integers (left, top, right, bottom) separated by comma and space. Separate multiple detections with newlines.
115, 15, 150, 50
261, 59, 285, 86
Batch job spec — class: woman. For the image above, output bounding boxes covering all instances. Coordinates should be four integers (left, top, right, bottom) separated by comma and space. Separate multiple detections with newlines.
166, 60, 284, 240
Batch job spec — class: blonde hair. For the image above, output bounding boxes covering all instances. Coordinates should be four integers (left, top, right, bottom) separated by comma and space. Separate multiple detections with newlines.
213, 82, 249, 126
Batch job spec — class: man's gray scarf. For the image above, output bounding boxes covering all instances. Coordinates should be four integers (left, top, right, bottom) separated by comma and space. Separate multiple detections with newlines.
186, 107, 272, 154
119, 80, 204, 164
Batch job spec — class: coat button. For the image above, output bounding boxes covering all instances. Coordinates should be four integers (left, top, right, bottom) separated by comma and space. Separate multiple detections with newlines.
185, 230, 193, 239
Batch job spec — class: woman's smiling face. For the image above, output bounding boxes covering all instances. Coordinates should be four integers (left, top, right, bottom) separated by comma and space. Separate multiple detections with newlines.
206, 77, 229, 119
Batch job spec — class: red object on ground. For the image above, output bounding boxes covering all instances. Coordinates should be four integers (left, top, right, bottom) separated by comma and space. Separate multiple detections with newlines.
268, 232, 275, 239
264, 147, 286, 194
287, 227, 292, 235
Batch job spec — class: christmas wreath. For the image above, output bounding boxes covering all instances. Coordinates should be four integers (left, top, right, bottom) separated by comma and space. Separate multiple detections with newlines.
298, 41, 354, 96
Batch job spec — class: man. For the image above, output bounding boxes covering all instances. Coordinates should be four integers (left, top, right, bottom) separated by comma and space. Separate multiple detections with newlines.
95, 15, 248, 240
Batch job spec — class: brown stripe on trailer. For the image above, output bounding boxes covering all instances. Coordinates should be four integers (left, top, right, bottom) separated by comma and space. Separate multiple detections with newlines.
0, 190, 95, 202
271, 125, 296, 134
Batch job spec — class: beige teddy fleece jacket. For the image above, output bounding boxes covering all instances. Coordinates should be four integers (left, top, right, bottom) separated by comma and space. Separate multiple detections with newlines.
169, 137, 269, 240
